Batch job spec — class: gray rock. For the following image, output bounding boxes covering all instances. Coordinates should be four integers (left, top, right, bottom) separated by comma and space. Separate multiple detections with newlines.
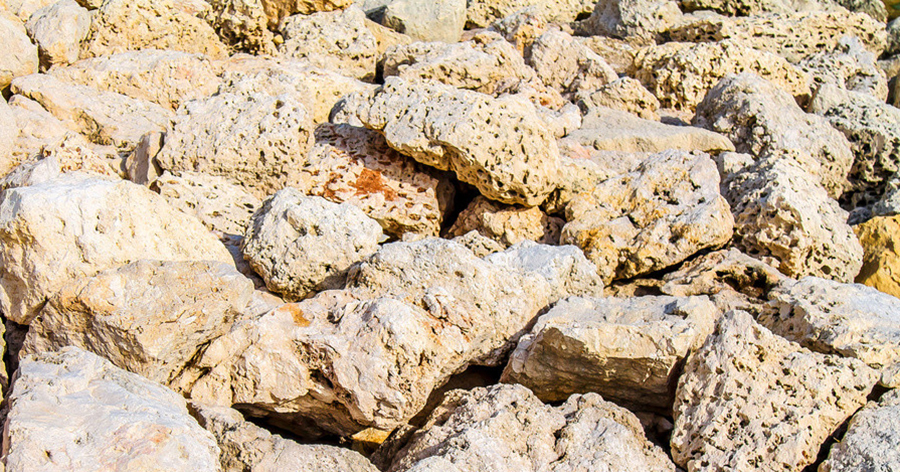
24, 0, 90, 69
383, 0, 465, 43
485, 240, 605, 302
819, 389, 900, 472
0, 12, 37, 90
888, 18, 900, 56
278, 6, 378, 80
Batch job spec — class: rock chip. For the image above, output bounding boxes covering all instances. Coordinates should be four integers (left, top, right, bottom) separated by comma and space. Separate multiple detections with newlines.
3, 347, 221, 472
465, 0, 596, 28
0, 12, 37, 90
278, 6, 378, 80
855, 215, 900, 298
484, 240, 605, 301
503, 295, 718, 410
583, 0, 683, 42
0, 174, 234, 324
154, 171, 263, 236
446, 196, 563, 247
819, 389, 900, 472
528, 28, 618, 97
672, 310, 877, 472
24, 0, 90, 69
348, 77, 559, 206
576, 77, 661, 120
799, 35, 888, 101
383, 0, 465, 43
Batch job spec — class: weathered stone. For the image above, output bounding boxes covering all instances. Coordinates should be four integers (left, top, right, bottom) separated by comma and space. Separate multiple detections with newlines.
51, 49, 222, 112
465, 0, 596, 28
24, 0, 90, 69
0, 12, 37, 90
888, 18, 900, 56
451, 229, 505, 257
529, 28, 618, 97
561, 150, 734, 283
485, 240, 605, 302
242, 190, 384, 301
348, 77, 559, 206
10, 73, 172, 150
278, 6, 378, 80
680, 0, 821, 16
856, 215, 900, 299
835, 0, 888, 21
124, 130, 163, 185
259, 0, 353, 27
447, 196, 563, 247
672, 310, 877, 472
577, 35, 641, 76
4, 0, 57, 20
203, 0, 277, 55
4, 94, 74, 166
631, 40, 809, 111
387, 384, 675, 472
155, 171, 263, 236
536, 102, 581, 138
819, 389, 900, 472
80, 0, 228, 59
799, 36, 888, 101
0, 174, 234, 324
382, 0, 465, 43
576, 77, 661, 120
28, 132, 121, 179
4, 347, 221, 472
486, 6, 547, 56
503, 295, 718, 410
583, 0, 683, 42
694, 73, 854, 200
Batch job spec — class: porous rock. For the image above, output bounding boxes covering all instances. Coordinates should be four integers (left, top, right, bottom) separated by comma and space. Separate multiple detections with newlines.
855, 215, 900, 299
382, 0, 465, 43
446, 196, 563, 247
278, 6, 378, 80
583, 0, 683, 43
576, 77, 661, 120
819, 389, 900, 472
154, 171, 263, 236
484, 240, 605, 301
465, 0, 596, 28
528, 28, 618, 96
799, 35, 888, 101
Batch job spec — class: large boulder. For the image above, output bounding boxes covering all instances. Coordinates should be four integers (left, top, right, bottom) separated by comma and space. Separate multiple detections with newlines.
819, 389, 900, 472
278, 6, 378, 80
0, 12, 37, 90
24, 0, 90, 69
382, 0, 465, 43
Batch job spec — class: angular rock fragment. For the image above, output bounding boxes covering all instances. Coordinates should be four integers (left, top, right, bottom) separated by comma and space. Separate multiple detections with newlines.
855, 215, 900, 298
24, 0, 90, 69
485, 240, 605, 301
576, 77, 661, 120
0, 12, 37, 90
203, 0, 278, 55
382, 0, 465, 43
528, 28, 618, 96
451, 230, 506, 257
278, 6, 378, 80
819, 389, 900, 472
447, 196, 563, 247
154, 171, 263, 236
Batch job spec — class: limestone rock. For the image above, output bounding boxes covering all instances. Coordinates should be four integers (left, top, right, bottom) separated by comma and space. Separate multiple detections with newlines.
819, 389, 900, 472
856, 216, 900, 299
576, 77, 661, 120
383, 0, 465, 43
0, 99, 17, 176
278, 6, 378, 80
4, 0, 57, 20
24, 0, 90, 69
888, 18, 900, 56
4, 347, 221, 472
528, 28, 618, 97
799, 36, 888, 101
583, 0, 683, 42
51, 49, 222, 112
834, 0, 888, 21
631, 40, 809, 111
203, 0, 277, 55
0, 174, 234, 324
125, 131, 163, 185
451, 229, 505, 257
577, 35, 642, 76
503, 295, 718, 410
10, 73, 172, 150
259, 0, 353, 27
672, 310, 877, 472
561, 150, 734, 283
4, 94, 77, 166
465, 0, 596, 28
387, 384, 675, 472
80, 0, 228, 59
242, 190, 384, 301
680, 0, 821, 16
446, 196, 563, 247
486, 6, 548, 56
155, 171, 263, 236
29, 132, 121, 179
694, 73, 854, 200
348, 77, 559, 206
0, 12, 37, 90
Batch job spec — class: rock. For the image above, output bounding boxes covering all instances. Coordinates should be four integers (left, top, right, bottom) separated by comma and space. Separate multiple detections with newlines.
28, 132, 121, 179
672, 310, 878, 472
242, 190, 384, 301
451, 229, 506, 257
0, 12, 37, 90
583, 0, 683, 43
577, 35, 642, 76
465, 0, 596, 28
154, 171, 263, 236
873, 175, 900, 218
888, 18, 900, 56
382, 0, 465, 43
80, 0, 228, 59
680, 0, 820, 16
191, 403, 380, 472
50, 49, 222, 112
386, 384, 675, 472
855, 215, 900, 299
561, 150, 734, 283
834, 0, 887, 22
4, 0, 57, 20
4, 347, 221, 472
10, 73, 172, 150
503, 295, 718, 410
22, 260, 253, 386
446, 196, 563, 247
486, 6, 547, 56
528, 29, 618, 97
278, 6, 378, 80
631, 40, 809, 112
761, 276, 900, 387
576, 77, 661, 120
565, 106, 734, 154
262, 0, 352, 27
124, 130, 163, 185
0, 174, 234, 324
819, 389, 900, 472
693, 73, 854, 200
4, 94, 78, 165
799, 36, 888, 101
24, 0, 90, 69
348, 77, 559, 206
203, 0, 277, 55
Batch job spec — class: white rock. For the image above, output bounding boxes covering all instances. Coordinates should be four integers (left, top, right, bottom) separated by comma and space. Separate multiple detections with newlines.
155, 171, 262, 236
485, 240, 605, 302
0, 12, 37, 90
799, 35, 888, 101
819, 389, 900, 472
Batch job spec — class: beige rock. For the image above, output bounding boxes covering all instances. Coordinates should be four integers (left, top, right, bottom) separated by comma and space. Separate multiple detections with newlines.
855, 216, 900, 298
0, 12, 37, 90
583, 0, 683, 42
503, 295, 718, 410
0, 174, 234, 324
80, 0, 228, 59
446, 196, 563, 247
528, 28, 618, 96
260, 0, 352, 27
672, 310, 877, 472
3, 95, 80, 167
0, 99, 16, 174
451, 229, 505, 257
465, 0, 596, 28
278, 6, 377, 80
366, 17, 413, 61
154, 171, 262, 236
486, 6, 547, 56
24, 0, 90, 69
631, 40, 809, 111
576, 77, 660, 120
799, 36, 888, 101
561, 150, 734, 282
348, 77, 559, 207
4, 0, 56, 19
577, 35, 641, 76
204, 0, 277, 55
680, 0, 822, 16
4, 347, 221, 472
383, 0, 466, 43
387, 384, 675, 472
31, 132, 121, 179
819, 389, 900, 472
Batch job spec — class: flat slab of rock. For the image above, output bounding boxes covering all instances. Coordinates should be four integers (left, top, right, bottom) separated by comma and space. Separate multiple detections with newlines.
3, 347, 221, 472
278, 6, 378, 80
819, 389, 900, 472
347, 77, 559, 206
672, 310, 877, 472
503, 295, 718, 410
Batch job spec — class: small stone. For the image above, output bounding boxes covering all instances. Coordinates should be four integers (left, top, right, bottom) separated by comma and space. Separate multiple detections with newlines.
125, 131, 163, 185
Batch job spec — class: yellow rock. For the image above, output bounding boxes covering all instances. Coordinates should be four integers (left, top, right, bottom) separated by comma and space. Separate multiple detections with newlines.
855, 216, 900, 298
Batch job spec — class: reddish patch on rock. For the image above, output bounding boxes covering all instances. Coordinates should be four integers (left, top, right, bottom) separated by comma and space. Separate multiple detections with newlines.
276, 304, 310, 327
351, 168, 398, 201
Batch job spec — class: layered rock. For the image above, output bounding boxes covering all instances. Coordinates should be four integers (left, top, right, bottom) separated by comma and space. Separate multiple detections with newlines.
446, 196, 563, 247
819, 389, 900, 472
278, 6, 378, 80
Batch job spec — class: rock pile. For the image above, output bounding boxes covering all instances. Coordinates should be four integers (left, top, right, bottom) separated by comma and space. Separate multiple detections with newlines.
0, 0, 899, 470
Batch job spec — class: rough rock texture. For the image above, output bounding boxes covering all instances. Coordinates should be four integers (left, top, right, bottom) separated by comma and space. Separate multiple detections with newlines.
721, 156, 863, 282
4, 347, 221, 472
566, 106, 734, 154
258, 0, 352, 27
154, 171, 263, 236
528, 29, 618, 96
446, 196, 563, 247
680, 0, 820, 16
203, 0, 277, 55
0, 174, 234, 324
382, 0, 465, 43
278, 6, 378, 80
24, 0, 90, 69
819, 389, 900, 472
192, 403, 379, 472
80, 0, 228, 60
348, 77, 559, 206
576, 77, 661, 120
50, 49, 222, 111
631, 40, 809, 111
799, 36, 888, 101
485, 5, 548, 56
387, 384, 675, 472
242, 190, 384, 301
465, 0, 596, 28
672, 310, 878, 472
583, 0, 683, 42
0, 12, 37, 90
694, 73, 854, 199
451, 229, 506, 257
4, 94, 84, 165
761, 276, 900, 387
10, 73, 172, 150
23, 260, 253, 386
855, 216, 900, 298
503, 295, 718, 410
561, 150, 733, 283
